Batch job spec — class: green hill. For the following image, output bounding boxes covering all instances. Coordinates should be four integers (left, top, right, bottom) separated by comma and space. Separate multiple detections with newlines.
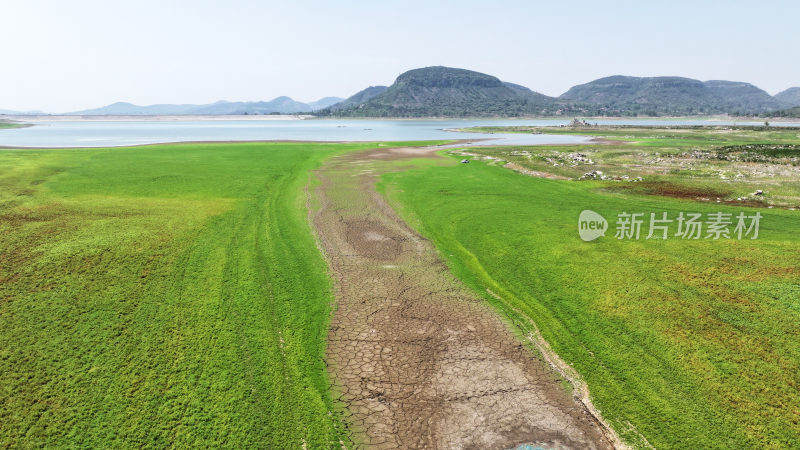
319, 68, 793, 117
559, 76, 783, 115
775, 87, 800, 107
327, 85, 388, 111
320, 66, 558, 117
703, 80, 786, 113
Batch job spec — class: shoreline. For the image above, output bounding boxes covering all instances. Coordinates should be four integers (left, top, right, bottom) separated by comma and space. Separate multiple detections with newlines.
1, 114, 313, 122
4, 114, 798, 123
0, 138, 479, 151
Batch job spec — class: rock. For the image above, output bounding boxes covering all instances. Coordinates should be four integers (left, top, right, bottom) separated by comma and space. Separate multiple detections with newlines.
568, 118, 591, 128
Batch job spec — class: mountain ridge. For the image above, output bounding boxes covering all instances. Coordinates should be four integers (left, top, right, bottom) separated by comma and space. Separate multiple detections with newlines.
65, 96, 344, 115
558, 75, 783, 115
4, 68, 796, 117
321, 68, 791, 117
320, 66, 556, 117
0, 108, 47, 115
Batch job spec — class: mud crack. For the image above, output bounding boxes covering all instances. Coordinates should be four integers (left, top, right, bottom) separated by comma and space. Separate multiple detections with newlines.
310, 146, 616, 449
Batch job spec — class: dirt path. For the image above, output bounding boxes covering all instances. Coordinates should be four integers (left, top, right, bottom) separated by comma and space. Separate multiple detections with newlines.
310, 146, 615, 449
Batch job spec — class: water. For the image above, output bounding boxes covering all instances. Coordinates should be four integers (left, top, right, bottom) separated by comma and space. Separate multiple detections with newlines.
1, 117, 798, 148
0, 118, 591, 148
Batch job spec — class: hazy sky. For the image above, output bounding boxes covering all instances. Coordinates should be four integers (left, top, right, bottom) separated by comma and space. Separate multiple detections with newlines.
2, 0, 798, 112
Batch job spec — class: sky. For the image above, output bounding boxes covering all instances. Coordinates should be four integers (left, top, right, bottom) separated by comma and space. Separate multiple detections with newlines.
1, 0, 798, 112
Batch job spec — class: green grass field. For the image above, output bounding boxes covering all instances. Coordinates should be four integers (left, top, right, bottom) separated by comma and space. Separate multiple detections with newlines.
0, 141, 414, 447
2, 134, 798, 448
381, 154, 800, 448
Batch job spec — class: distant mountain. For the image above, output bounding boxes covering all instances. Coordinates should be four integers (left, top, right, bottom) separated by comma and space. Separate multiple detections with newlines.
191, 97, 312, 115
320, 67, 792, 117
307, 97, 344, 110
67, 96, 340, 115
703, 80, 786, 113
328, 86, 388, 111
559, 76, 782, 115
319, 67, 556, 117
774, 87, 800, 107
68, 102, 194, 115
9, 70, 795, 118
0, 108, 46, 115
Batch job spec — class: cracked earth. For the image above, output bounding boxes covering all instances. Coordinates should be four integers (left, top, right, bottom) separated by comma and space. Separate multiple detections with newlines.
310, 145, 615, 449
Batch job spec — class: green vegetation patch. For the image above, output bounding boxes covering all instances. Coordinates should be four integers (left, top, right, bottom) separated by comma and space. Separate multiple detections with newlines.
382, 156, 800, 448
715, 144, 800, 160
0, 141, 404, 447
0, 121, 27, 130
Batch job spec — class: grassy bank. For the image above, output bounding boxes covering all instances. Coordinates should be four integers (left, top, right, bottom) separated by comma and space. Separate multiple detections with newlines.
0, 141, 407, 447
0, 121, 26, 129
382, 154, 800, 448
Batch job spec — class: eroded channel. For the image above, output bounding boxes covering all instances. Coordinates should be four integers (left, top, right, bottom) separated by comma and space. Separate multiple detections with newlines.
310, 145, 615, 449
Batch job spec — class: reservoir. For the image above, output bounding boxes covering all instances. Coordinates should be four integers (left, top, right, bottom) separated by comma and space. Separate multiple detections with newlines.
1, 117, 797, 148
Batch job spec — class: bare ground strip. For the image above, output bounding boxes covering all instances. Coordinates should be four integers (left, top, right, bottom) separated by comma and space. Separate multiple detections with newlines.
310, 146, 615, 449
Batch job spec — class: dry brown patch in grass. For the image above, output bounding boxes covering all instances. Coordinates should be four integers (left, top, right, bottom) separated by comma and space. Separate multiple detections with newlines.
310, 147, 617, 449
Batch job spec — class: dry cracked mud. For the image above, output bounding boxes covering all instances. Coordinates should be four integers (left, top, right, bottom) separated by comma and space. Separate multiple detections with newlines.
310, 145, 616, 449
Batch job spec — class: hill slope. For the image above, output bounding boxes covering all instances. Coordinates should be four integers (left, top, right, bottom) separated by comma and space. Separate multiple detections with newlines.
560, 76, 782, 115
703, 80, 786, 113
764, 106, 800, 118
320, 66, 557, 117
775, 87, 800, 107
328, 86, 388, 111
307, 96, 344, 110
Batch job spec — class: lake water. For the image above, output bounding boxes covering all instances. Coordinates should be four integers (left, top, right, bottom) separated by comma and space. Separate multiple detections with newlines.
1, 117, 798, 148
